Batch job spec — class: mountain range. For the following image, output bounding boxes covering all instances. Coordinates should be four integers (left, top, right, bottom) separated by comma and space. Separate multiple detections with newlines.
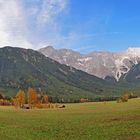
39, 46, 140, 83
0, 46, 140, 101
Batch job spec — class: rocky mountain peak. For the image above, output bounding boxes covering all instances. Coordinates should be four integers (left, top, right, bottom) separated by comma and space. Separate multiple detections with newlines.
126, 47, 140, 56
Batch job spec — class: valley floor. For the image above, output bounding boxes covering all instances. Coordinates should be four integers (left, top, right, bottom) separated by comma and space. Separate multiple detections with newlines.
0, 98, 140, 140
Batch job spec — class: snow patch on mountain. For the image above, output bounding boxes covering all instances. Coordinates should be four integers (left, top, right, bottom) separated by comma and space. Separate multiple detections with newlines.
114, 58, 130, 81
78, 57, 92, 62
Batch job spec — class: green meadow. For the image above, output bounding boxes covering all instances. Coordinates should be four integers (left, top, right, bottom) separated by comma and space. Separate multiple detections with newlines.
0, 98, 139, 140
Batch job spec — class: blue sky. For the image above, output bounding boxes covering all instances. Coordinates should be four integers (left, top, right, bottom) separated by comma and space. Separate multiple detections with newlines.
0, 0, 140, 53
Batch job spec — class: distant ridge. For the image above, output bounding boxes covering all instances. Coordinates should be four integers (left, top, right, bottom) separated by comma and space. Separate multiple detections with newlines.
39, 46, 140, 81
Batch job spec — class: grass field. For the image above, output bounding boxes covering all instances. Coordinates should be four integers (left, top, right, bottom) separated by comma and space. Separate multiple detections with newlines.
0, 98, 139, 140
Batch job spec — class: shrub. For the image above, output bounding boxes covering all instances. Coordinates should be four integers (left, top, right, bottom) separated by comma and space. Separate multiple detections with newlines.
121, 94, 129, 102
117, 94, 129, 103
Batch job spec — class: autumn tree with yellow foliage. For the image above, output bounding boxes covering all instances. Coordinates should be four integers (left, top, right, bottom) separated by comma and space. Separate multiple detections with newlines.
15, 90, 25, 108
28, 87, 38, 108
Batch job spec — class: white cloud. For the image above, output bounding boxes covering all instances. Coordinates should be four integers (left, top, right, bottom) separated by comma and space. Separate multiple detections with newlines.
37, 0, 67, 25
0, 0, 68, 49
0, 0, 33, 48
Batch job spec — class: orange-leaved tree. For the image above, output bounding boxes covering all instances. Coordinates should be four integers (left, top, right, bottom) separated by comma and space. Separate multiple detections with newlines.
15, 90, 25, 108
43, 95, 49, 104
28, 87, 38, 108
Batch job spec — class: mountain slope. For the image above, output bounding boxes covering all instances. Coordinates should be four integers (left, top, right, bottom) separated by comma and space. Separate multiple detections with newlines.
0, 46, 122, 100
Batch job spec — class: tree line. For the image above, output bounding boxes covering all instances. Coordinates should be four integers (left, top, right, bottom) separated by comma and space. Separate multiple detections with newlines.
13, 87, 49, 109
